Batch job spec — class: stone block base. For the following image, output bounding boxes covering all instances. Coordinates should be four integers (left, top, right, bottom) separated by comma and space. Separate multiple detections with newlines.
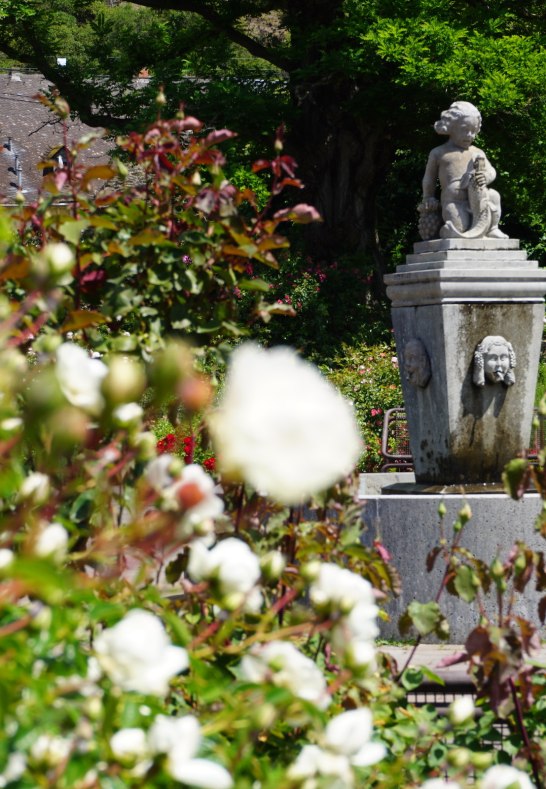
361, 491, 544, 642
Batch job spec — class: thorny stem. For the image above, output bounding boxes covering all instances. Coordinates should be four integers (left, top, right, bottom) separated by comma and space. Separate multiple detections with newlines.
396, 524, 466, 682
509, 677, 543, 789
234, 484, 245, 534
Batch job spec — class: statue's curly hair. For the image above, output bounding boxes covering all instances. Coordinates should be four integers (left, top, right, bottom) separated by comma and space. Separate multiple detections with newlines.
473, 335, 516, 387
434, 101, 482, 136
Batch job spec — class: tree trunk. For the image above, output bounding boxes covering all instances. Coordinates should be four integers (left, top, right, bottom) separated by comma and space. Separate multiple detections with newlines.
287, 79, 394, 290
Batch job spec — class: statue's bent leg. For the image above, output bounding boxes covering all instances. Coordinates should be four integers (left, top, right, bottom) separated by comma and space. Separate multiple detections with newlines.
440, 200, 470, 237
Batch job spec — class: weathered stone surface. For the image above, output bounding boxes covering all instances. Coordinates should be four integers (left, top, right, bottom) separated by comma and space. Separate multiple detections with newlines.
360, 491, 543, 642
420, 101, 507, 241
385, 241, 546, 484
391, 301, 542, 483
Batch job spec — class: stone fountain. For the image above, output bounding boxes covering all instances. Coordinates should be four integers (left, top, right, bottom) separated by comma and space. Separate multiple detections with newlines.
361, 101, 546, 640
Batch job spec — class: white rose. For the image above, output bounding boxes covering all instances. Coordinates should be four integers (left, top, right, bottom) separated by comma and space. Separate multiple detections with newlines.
0, 752, 26, 786
168, 464, 224, 528
30, 734, 71, 767
309, 563, 377, 613
20, 472, 50, 504
0, 549, 14, 570
34, 523, 69, 561
147, 714, 233, 789
94, 609, 189, 696
449, 696, 475, 725
110, 728, 148, 763
421, 782, 462, 789
145, 454, 179, 491
325, 708, 386, 767
166, 755, 234, 789
481, 765, 535, 789
209, 344, 362, 504
113, 403, 143, 428
240, 640, 330, 709
148, 714, 201, 757
44, 242, 74, 276
287, 744, 352, 784
188, 537, 262, 610
56, 343, 107, 415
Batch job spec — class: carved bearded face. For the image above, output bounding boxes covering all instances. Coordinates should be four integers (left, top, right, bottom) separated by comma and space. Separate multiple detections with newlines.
483, 343, 511, 384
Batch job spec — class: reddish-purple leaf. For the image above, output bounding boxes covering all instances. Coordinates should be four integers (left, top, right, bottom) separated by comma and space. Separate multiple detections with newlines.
204, 129, 237, 147
436, 650, 469, 668
273, 203, 322, 224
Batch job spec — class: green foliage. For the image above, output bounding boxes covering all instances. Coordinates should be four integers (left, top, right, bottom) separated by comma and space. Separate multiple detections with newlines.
4, 0, 546, 276
0, 107, 545, 788
3, 105, 311, 358
322, 344, 403, 471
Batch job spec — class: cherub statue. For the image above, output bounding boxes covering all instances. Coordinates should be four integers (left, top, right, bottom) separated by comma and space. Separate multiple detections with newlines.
418, 101, 507, 240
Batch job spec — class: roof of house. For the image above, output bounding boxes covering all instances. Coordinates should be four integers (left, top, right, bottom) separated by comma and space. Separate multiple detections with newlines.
0, 69, 110, 204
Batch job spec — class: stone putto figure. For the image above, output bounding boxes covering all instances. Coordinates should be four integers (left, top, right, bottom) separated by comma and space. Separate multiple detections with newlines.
403, 338, 431, 389
473, 336, 516, 387
418, 101, 508, 241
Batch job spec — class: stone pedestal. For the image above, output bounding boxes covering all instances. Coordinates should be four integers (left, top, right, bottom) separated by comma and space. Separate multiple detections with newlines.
384, 239, 546, 484
360, 490, 543, 643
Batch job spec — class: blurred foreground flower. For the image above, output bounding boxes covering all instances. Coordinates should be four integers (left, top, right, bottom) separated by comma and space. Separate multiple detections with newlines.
34, 522, 69, 562
56, 343, 107, 415
309, 563, 379, 670
240, 640, 331, 709
145, 457, 223, 533
481, 765, 535, 789
94, 609, 188, 695
209, 344, 362, 504
188, 537, 262, 611
288, 707, 385, 786
149, 714, 233, 788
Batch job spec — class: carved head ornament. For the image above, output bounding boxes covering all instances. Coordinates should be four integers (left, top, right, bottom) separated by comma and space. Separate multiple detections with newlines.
473, 335, 516, 387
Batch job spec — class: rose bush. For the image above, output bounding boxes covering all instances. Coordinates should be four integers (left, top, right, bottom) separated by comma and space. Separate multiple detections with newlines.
0, 107, 544, 789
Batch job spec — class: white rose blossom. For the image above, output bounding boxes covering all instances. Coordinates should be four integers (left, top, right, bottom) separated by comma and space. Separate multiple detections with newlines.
288, 708, 385, 786
0, 548, 14, 570
188, 537, 262, 612
145, 458, 223, 534
34, 522, 69, 561
30, 734, 71, 767
20, 472, 50, 504
309, 564, 379, 670
145, 454, 179, 491
0, 753, 26, 787
94, 609, 189, 695
110, 728, 149, 763
148, 714, 233, 789
113, 402, 143, 428
208, 344, 362, 504
240, 640, 331, 709
481, 765, 535, 789
55, 343, 107, 415
449, 695, 475, 725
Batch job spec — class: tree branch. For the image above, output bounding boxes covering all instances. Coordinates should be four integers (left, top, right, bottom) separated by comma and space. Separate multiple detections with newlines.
129, 0, 292, 72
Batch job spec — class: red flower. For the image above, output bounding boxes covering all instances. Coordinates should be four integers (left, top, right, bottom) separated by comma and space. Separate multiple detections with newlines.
157, 433, 177, 454
182, 435, 195, 464
203, 457, 216, 472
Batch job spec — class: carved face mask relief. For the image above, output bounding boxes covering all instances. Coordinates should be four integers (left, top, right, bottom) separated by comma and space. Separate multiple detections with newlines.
473, 335, 516, 387
403, 339, 431, 388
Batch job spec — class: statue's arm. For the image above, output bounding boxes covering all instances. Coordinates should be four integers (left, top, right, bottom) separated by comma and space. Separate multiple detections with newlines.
422, 150, 440, 203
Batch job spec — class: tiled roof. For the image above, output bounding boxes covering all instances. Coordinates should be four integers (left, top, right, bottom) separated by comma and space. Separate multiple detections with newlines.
0, 69, 110, 204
